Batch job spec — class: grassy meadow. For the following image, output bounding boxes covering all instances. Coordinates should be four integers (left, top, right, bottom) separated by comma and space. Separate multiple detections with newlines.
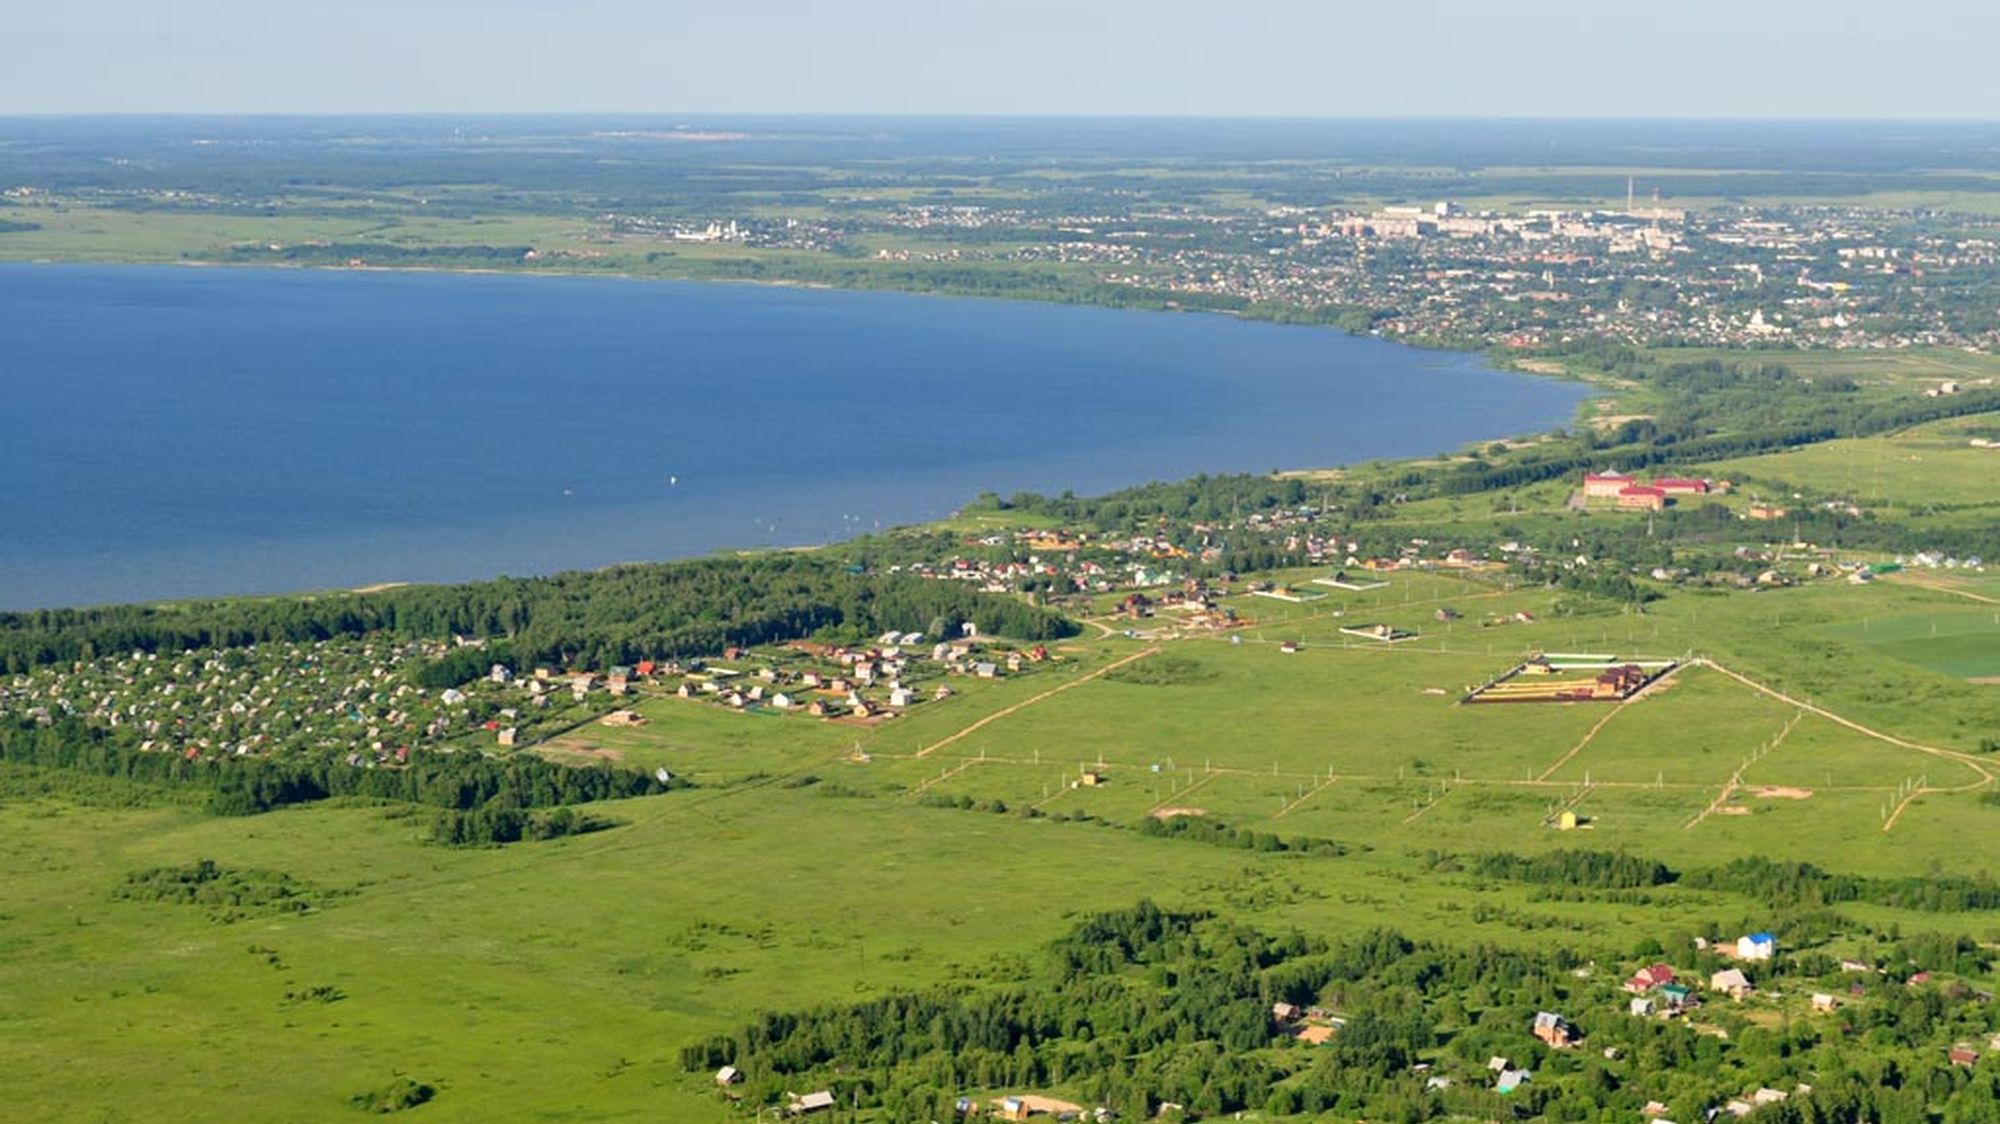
7, 547, 1998, 1119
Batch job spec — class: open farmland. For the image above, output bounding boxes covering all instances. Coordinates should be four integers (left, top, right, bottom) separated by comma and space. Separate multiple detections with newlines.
1822, 609, 2000, 679
8, 511, 2000, 1121
1701, 414, 2000, 527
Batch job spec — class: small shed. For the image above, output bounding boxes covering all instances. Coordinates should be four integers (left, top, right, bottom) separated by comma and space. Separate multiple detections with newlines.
790, 1090, 835, 1115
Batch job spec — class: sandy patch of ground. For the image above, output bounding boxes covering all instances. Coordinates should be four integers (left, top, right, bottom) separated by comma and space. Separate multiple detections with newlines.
991, 1095, 1084, 1115
1969, 677, 2000, 686
1752, 786, 1813, 799
537, 743, 626, 765
1150, 806, 1208, 820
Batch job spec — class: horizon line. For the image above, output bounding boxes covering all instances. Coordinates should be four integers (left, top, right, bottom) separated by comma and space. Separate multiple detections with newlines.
5, 110, 2000, 124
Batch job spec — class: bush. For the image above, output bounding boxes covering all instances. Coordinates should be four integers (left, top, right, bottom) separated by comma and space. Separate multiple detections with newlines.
349, 1077, 435, 1113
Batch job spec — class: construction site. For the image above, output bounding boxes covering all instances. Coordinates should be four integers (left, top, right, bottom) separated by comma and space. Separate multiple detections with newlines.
1462, 653, 1679, 704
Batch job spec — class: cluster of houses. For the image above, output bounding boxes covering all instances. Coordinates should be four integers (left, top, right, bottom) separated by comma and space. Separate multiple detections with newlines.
663, 635, 1048, 723
901, 526, 1200, 599
1118, 579, 1235, 621
0, 636, 557, 765
918, 517, 1536, 618
0, 617, 1071, 768
1624, 962, 1699, 1016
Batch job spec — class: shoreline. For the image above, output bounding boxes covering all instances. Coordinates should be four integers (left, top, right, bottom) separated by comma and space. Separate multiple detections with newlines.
0, 251, 1618, 405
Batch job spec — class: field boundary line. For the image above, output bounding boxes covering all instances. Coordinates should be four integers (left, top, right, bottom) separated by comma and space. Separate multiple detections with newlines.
1271, 774, 1339, 820
1540, 782, 1596, 827
1531, 661, 1693, 783
1401, 783, 1452, 825
1697, 658, 1995, 788
1686, 709, 1803, 829
1534, 705, 1627, 782
1882, 783, 1933, 833
1147, 769, 1220, 816
1031, 778, 1078, 812
914, 646, 1159, 759
909, 757, 984, 797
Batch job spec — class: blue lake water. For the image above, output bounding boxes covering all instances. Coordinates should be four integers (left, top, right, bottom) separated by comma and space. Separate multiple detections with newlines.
0, 264, 1588, 609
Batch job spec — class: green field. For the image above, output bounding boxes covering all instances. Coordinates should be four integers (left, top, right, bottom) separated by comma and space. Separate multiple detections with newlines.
1822, 609, 2000, 678
1701, 414, 2000, 525
8, 541, 2000, 1120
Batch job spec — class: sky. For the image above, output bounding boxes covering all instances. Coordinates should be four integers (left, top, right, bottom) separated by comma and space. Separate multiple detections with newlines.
5, 0, 1998, 118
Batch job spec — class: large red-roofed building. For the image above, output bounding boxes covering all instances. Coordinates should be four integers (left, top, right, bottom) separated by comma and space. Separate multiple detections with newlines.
1617, 485, 1667, 510
1652, 478, 1711, 495
1583, 471, 1633, 498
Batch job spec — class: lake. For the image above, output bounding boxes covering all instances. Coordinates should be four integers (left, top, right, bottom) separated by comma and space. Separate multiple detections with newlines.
0, 264, 1588, 609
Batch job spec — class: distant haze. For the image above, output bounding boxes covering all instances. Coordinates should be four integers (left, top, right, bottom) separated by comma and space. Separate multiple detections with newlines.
5, 0, 1998, 119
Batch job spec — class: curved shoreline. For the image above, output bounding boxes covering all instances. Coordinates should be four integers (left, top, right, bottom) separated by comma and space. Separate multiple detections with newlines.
0, 260, 1600, 611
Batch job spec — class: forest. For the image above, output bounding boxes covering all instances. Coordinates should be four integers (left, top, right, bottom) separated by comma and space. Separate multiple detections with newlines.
1460, 849, 2000, 914
0, 712, 670, 815
685, 900, 2000, 1123
0, 553, 1077, 674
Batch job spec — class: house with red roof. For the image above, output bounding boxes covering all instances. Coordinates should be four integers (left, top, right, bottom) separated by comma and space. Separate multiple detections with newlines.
1625, 963, 1677, 993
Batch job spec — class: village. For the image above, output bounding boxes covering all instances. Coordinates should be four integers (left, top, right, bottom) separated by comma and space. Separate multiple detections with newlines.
4, 448, 1979, 778
710, 920, 1999, 1123
0, 624, 1060, 769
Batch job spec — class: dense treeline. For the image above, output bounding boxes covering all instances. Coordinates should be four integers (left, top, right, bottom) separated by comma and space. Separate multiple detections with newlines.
1135, 814, 1347, 857
967, 473, 1321, 529
226, 242, 533, 263
427, 804, 603, 846
1466, 849, 1675, 889
1462, 849, 2000, 913
1684, 856, 2000, 913
411, 643, 515, 689
0, 714, 669, 815
0, 553, 1076, 674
